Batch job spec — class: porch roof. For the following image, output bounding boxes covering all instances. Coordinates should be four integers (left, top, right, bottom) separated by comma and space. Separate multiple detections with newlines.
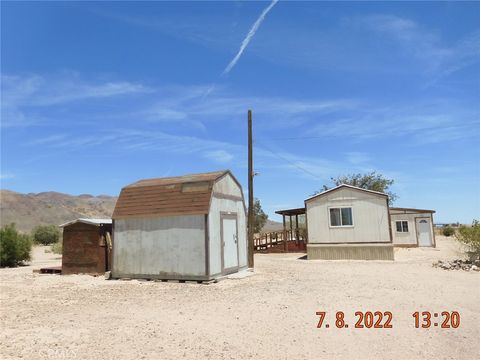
275, 207, 306, 216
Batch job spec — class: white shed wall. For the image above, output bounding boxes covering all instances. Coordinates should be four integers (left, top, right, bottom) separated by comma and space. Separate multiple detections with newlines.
208, 174, 247, 276
213, 175, 242, 197
390, 212, 434, 246
306, 188, 390, 244
113, 215, 206, 278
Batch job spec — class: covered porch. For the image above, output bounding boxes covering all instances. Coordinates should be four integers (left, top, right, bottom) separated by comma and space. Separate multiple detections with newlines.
276, 207, 307, 246
253, 207, 307, 253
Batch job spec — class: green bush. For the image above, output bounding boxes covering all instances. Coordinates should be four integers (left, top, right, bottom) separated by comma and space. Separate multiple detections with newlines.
32, 224, 60, 245
455, 220, 480, 260
51, 241, 63, 255
442, 226, 455, 237
0, 224, 32, 267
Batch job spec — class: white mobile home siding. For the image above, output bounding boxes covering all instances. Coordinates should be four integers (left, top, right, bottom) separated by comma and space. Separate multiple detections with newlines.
390, 211, 435, 247
306, 187, 391, 244
112, 215, 206, 278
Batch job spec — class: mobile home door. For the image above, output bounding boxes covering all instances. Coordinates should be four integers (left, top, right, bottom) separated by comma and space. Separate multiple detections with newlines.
416, 218, 432, 247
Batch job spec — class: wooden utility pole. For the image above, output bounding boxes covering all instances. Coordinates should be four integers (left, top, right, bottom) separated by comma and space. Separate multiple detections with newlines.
247, 109, 254, 268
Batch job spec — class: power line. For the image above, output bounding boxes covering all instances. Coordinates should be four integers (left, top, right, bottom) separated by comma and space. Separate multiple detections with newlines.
264, 122, 480, 141
263, 135, 326, 141
256, 141, 323, 181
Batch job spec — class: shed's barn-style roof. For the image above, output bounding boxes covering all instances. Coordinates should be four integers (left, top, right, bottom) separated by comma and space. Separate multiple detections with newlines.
305, 184, 388, 203
113, 170, 232, 219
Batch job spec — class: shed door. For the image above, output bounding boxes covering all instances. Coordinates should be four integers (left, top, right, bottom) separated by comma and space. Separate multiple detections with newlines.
222, 216, 238, 273
416, 218, 432, 247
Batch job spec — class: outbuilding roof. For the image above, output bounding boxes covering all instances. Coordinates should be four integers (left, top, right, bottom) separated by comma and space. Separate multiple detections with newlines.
60, 218, 112, 227
305, 184, 388, 203
112, 170, 233, 219
125, 170, 228, 188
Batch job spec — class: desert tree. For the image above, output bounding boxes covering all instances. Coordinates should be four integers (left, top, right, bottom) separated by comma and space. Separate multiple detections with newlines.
455, 220, 480, 260
249, 198, 268, 234
0, 223, 32, 267
32, 224, 60, 245
314, 171, 398, 203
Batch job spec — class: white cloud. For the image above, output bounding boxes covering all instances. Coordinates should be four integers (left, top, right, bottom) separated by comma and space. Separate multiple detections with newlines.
145, 108, 187, 121
1, 71, 355, 135
10, 71, 475, 152
24, 127, 343, 182
93, 10, 230, 49
0, 173, 15, 180
203, 150, 234, 163
27, 134, 68, 146
359, 14, 480, 80
34, 81, 149, 106
308, 104, 479, 145
223, 0, 279, 75
345, 152, 371, 165
1, 73, 151, 127
90, 81, 355, 130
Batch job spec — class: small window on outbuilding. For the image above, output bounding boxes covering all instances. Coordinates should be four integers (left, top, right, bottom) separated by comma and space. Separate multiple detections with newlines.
330, 207, 353, 227
181, 182, 210, 192
396, 221, 409, 232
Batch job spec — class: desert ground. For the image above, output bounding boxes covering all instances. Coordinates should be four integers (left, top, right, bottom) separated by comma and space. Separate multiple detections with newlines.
1, 236, 479, 360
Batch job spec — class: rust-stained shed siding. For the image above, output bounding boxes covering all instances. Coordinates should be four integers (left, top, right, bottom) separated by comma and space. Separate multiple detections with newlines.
113, 171, 228, 219
62, 222, 112, 275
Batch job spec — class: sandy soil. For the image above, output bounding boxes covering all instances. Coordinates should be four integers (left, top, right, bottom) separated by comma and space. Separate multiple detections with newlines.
1, 237, 479, 360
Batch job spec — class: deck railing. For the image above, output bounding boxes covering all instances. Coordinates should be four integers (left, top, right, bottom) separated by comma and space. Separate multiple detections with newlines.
254, 230, 307, 252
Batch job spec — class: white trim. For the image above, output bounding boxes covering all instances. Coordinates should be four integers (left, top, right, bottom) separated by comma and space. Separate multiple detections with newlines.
389, 207, 435, 214
328, 206, 354, 228
395, 220, 409, 233
59, 218, 112, 227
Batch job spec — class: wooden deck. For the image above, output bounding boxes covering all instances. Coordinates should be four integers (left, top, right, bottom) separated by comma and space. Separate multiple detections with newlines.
254, 231, 306, 253
38, 266, 62, 274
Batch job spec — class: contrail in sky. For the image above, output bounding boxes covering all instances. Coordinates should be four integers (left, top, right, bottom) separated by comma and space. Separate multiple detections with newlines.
222, 0, 279, 75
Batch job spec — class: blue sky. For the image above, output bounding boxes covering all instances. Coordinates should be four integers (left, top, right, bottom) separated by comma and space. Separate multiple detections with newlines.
1, 1, 479, 223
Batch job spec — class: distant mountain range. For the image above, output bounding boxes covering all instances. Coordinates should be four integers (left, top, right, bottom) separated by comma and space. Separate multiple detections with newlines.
0, 190, 117, 233
0, 189, 284, 234
261, 219, 284, 232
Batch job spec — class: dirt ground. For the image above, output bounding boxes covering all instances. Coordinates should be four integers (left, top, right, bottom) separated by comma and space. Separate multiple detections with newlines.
1, 236, 479, 360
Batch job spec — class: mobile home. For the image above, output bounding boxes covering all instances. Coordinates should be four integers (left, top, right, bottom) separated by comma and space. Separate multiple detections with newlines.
304, 184, 394, 260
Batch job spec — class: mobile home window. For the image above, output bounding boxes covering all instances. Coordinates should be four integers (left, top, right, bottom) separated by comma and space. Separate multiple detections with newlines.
329, 207, 353, 227
396, 221, 409, 232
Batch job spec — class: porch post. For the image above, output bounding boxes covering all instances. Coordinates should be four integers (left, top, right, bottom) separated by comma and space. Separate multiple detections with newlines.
289, 215, 293, 240
287, 215, 293, 252
295, 214, 299, 243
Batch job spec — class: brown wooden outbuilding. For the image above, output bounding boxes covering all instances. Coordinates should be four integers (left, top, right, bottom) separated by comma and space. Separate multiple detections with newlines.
60, 218, 112, 275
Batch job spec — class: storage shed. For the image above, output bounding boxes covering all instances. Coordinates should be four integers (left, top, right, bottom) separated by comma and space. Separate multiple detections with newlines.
390, 207, 436, 247
112, 170, 247, 281
305, 184, 394, 260
60, 218, 112, 275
